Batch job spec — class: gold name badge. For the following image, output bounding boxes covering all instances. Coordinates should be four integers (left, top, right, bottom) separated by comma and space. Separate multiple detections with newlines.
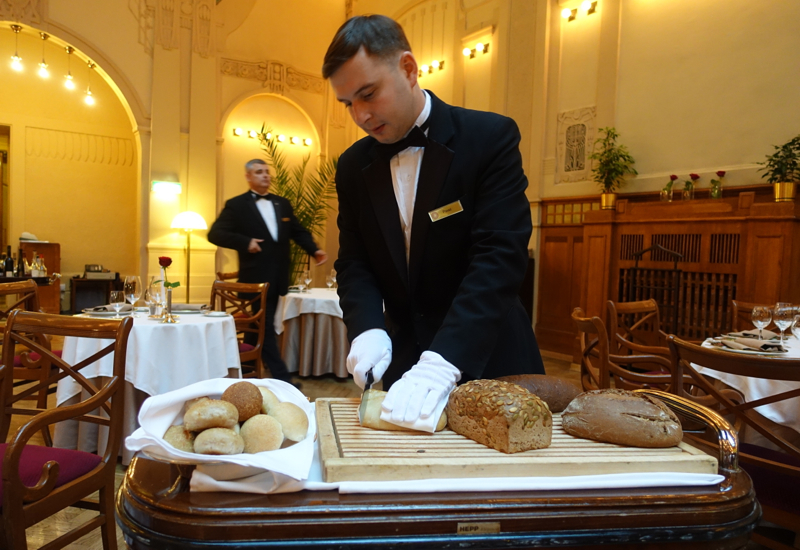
428, 200, 464, 222
281, 217, 290, 222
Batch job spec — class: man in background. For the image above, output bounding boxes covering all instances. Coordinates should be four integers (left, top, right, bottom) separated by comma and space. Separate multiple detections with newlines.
208, 159, 327, 386
323, 15, 544, 431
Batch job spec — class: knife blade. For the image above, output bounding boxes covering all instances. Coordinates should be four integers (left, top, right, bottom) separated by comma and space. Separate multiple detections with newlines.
357, 368, 375, 424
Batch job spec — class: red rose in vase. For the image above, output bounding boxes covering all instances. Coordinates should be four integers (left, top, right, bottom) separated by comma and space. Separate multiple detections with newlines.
158, 256, 173, 268
716, 170, 726, 178
689, 173, 700, 181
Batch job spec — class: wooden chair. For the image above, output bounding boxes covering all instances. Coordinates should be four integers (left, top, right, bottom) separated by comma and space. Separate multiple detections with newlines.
572, 307, 677, 392
0, 310, 133, 550
668, 336, 800, 550
731, 300, 771, 333
0, 280, 60, 445
607, 299, 670, 356
209, 280, 268, 378
215, 271, 239, 282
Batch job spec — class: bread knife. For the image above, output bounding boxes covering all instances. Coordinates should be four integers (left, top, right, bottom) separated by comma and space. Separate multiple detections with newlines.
357, 369, 375, 424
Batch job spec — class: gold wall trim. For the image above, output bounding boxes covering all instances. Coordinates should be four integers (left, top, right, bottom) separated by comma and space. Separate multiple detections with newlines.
25, 127, 135, 166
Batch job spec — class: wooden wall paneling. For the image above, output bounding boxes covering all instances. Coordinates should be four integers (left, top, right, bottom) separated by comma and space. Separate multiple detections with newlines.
535, 226, 584, 353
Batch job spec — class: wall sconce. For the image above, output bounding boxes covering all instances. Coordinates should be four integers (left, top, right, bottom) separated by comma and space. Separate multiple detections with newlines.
171, 211, 208, 303
277, 134, 286, 142
247, 130, 258, 138
233, 128, 244, 136
582, 0, 597, 14
151, 181, 182, 195
290, 136, 300, 145
462, 43, 490, 59
562, 1, 597, 22
10, 24, 23, 72
231, 128, 314, 145
418, 60, 445, 78
303, 138, 312, 146
561, 8, 577, 21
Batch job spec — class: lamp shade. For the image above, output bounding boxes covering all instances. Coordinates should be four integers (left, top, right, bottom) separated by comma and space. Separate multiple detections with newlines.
171, 211, 207, 230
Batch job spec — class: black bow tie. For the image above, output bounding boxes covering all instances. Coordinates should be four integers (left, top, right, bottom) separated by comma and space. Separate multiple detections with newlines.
375, 120, 430, 160
252, 193, 270, 201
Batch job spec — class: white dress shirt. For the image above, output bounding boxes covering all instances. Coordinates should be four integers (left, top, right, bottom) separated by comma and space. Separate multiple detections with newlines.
389, 91, 431, 264
253, 195, 278, 241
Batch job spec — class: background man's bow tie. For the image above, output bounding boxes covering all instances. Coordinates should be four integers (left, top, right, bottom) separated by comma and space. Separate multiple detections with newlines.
252, 193, 270, 201
375, 120, 430, 160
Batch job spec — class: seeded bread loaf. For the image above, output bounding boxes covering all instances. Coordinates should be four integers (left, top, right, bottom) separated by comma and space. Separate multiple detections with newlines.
561, 389, 683, 448
497, 374, 581, 412
446, 379, 552, 453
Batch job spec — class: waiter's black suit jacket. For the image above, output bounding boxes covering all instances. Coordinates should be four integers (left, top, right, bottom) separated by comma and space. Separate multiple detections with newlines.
334, 91, 545, 384
208, 192, 318, 297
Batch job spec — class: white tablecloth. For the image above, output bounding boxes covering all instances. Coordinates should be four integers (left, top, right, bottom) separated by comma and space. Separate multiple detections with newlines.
698, 336, 800, 435
275, 288, 342, 335
56, 313, 241, 405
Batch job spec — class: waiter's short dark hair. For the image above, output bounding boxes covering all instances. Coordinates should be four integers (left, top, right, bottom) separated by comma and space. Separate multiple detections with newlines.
322, 15, 411, 79
245, 158, 267, 171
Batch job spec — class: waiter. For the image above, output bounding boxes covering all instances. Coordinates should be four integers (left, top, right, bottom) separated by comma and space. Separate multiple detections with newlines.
322, 15, 545, 430
208, 159, 327, 386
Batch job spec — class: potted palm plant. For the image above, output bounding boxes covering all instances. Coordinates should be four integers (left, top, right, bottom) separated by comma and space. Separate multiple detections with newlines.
588, 127, 637, 210
258, 126, 338, 282
759, 134, 800, 202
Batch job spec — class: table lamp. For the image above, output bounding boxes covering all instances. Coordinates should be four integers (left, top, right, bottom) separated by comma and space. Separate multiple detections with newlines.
170, 211, 207, 302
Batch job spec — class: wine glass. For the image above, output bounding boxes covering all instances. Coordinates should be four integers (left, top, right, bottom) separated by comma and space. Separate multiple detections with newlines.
303, 269, 312, 292
124, 275, 142, 317
110, 290, 126, 319
325, 274, 334, 289
330, 269, 337, 289
791, 315, 800, 341
773, 302, 794, 350
751, 306, 772, 341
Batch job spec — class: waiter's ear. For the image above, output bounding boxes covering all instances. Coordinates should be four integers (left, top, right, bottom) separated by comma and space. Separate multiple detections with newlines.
398, 51, 419, 88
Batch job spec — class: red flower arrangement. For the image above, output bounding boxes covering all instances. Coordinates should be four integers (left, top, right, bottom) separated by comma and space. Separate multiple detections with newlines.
710, 171, 725, 199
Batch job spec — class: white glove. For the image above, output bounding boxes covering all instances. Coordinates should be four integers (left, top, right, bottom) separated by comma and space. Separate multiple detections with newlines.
381, 351, 461, 426
346, 329, 392, 389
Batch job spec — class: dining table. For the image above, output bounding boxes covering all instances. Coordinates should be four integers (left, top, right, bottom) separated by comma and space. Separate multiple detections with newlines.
698, 332, 800, 442
53, 310, 242, 464
275, 288, 349, 378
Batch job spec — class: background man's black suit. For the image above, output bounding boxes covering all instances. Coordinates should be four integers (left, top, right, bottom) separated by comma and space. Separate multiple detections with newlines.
208, 191, 320, 381
335, 91, 545, 388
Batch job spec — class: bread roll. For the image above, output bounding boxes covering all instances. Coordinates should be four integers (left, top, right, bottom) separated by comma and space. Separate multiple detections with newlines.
269, 402, 309, 442
259, 386, 281, 414
240, 414, 284, 453
359, 389, 447, 431
184, 399, 239, 431
163, 425, 195, 453
222, 381, 263, 422
446, 379, 552, 453
561, 389, 683, 448
497, 374, 581, 413
194, 428, 245, 455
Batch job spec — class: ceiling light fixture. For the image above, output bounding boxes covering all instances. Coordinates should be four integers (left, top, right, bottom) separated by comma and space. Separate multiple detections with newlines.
64, 46, 75, 89
10, 25, 23, 71
37, 32, 49, 78
84, 61, 96, 105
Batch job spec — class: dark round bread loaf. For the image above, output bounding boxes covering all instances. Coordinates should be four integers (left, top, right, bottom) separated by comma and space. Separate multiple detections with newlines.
497, 374, 581, 412
561, 389, 683, 448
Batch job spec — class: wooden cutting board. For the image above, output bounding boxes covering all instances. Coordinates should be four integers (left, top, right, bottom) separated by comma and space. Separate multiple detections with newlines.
316, 398, 718, 483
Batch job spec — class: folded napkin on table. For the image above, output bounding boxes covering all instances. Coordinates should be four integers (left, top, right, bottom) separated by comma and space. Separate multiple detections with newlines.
727, 329, 779, 340
719, 337, 786, 353
89, 303, 133, 312
170, 303, 207, 310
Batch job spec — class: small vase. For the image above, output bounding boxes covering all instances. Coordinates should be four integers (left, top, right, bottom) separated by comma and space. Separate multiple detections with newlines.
774, 181, 797, 202
600, 192, 617, 210
659, 188, 673, 202
710, 185, 723, 199
161, 287, 179, 323
682, 186, 694, 201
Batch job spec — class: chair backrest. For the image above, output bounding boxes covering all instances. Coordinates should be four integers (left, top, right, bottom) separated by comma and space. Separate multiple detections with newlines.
209, 280, 268, 345
667, 335, 800, 466
0, 310, 133, 549
0, 280, 40, 322
572, 307, 678, 393
215, 270, 239, 282
607, 299, 668, 355
730, 300, 769, 332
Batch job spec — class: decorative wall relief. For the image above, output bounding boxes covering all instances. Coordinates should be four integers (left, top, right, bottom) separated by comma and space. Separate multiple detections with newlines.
0, 0, 46, 26
220, 58, 325, 96
129, 0, 218, 56
556, 106, 596, 184
26, 127, 135, 167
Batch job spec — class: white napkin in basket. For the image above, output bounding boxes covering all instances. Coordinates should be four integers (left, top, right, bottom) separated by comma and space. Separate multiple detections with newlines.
125, 378, 315, 480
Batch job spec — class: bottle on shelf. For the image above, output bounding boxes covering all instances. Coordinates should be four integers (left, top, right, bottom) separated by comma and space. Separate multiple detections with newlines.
5, 246, 14, 277
0, 253, 6, 277
30, 252, 40, 277
39, 255, 47, 277
17, 248, 25, 278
